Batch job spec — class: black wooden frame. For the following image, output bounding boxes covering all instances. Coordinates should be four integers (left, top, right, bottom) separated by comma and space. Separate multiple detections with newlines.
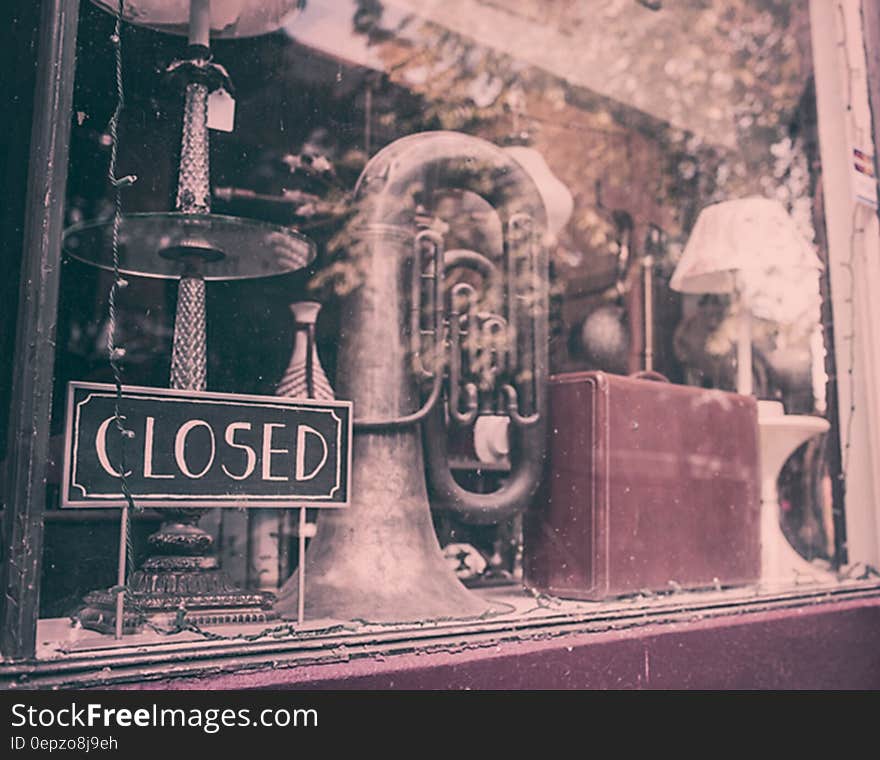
0, 0, 80, 660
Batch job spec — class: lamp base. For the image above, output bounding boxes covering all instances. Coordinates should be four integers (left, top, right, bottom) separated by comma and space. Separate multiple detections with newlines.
76, 556, 277, 635
75, 517, 277, 635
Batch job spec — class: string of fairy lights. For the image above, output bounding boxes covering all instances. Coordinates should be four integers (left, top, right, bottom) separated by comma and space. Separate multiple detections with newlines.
105, 0, 141, 632
834, 1, 870, 518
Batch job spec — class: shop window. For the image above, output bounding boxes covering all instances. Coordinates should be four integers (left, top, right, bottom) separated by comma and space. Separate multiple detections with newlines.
2, 0, 879, 681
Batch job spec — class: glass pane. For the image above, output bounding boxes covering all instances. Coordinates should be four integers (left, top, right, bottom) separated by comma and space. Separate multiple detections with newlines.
21, 0, 868, 661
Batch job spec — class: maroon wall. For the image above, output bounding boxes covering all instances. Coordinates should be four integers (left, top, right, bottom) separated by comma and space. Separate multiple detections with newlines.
119, 596, 880, 690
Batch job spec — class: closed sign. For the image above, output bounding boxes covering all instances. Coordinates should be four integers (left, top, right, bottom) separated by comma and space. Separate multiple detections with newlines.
62, 382, 351, 508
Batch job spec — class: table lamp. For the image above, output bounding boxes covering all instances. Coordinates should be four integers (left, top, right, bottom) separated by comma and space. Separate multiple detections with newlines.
670, 196, 821, 395
63, 0, 314, 634
672, 197, 835, 586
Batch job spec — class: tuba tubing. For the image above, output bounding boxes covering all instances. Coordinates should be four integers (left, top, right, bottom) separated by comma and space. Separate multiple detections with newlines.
423, 406, 546, 524
351, 131, 549, 526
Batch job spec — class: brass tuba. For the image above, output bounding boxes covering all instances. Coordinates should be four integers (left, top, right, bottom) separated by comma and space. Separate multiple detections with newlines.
276, 131, 548, 622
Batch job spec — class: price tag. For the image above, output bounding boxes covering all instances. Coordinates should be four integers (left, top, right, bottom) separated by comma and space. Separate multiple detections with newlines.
207, 87, 236, 132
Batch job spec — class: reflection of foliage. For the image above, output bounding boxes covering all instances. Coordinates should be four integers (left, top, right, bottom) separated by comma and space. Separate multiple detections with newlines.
323, 1, 819, 381
353, 0, 397, 45
391, 28, 522, 132
378, 1, 809, 151
308, 206, 371, 298
346, 1, 812, 251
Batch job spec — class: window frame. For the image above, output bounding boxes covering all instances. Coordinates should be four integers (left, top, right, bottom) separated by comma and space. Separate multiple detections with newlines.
811, 0, 880, 564
2, 0, 880, 684
1, 0, 80, 662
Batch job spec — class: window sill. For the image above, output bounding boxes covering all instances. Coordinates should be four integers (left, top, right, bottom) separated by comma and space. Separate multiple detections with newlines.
2, 578, 879, 689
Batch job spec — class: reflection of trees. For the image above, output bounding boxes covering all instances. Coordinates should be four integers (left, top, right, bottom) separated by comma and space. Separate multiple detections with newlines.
340, 3, 810, 247
75, 0, 818, 390
323, 1, 821, 385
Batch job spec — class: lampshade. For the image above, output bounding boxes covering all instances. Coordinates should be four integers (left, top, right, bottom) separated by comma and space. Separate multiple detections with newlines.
503, 145, 574, 238
90, 0, 304, 38
670, 196, 821, 297
671, 196, 823, 397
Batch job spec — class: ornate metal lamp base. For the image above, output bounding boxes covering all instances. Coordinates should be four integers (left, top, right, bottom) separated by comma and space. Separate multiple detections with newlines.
75, 512, 277, 635
76, 558, 277, 635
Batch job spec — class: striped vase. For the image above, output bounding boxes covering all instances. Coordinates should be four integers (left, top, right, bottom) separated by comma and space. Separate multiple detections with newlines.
249, 301, 334, 592
275, 301, 335, 401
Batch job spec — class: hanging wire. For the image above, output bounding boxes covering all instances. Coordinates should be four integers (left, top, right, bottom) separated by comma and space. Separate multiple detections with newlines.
834, 2, 865, 496
840, 206, 862, 485
105, 0, 139, 589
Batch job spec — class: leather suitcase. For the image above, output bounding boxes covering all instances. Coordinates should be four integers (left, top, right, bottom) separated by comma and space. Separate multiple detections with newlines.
523, 371, 761, 600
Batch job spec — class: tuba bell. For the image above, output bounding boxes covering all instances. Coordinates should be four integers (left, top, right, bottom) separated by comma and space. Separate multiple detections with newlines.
276, 131, 548, 622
